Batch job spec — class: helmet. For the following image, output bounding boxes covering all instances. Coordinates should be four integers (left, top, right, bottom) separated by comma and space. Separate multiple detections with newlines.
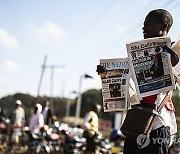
92, 104, 101, 113
112, 129, 121, 137
110, 129, 121, 141
16, 100, 22, 105
46, 101, 50, 106
35, 103, 42, 113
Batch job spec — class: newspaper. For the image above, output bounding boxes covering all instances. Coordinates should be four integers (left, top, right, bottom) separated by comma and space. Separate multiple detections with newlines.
99, 58, 129, 112
126, 36, 176, 99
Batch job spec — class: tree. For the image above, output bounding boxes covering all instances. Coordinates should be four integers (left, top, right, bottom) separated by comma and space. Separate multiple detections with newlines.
0, 88, 116, 127
70, 89, 115, 122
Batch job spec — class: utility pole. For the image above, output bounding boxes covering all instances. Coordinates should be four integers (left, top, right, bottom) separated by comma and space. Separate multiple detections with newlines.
75, 74, 93, 125
45, 65, 65, 112
65, 91, 77, 117
37, 55, 47, 97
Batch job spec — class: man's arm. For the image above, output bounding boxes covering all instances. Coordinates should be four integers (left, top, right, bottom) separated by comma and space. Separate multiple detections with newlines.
163, 46, 179, 66
83, 113, 92, 130
22, 108, 25, 127
163, 46, 180, 84
39, 114, 44, 128
128, 77, 140, 106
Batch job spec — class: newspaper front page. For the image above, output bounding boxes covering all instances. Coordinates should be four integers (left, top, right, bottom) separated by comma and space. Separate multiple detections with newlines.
126, 36, 176, 99
100, 58, 129, 112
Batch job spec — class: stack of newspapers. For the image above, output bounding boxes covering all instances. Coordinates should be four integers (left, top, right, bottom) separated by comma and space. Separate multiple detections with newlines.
99, 36, 177, 112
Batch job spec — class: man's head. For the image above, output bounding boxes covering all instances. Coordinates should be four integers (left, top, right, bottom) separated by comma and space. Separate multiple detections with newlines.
45, 101, 50, 107
92, 104, 101, 113
34, 103, 42, 114
15, 100, 22, 108
143, 9, 173, 39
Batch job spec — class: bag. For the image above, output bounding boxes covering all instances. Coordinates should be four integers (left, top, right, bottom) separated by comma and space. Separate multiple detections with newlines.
120, 93, 169, 139
120, 104, 157, 139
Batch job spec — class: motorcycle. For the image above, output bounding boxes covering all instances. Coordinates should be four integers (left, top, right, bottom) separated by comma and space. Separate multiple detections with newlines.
110, 129, 125, 154
0, 116, 10, 151
6, 124, 28, 153
27, 125, 63, 154
84, 130, 112, 154
27, 131, 51, 154
62, 129, 86, 154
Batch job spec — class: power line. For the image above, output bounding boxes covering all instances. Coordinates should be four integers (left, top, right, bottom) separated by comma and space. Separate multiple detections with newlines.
45, 64, 65, 112
74, 0, 118, 41
62, 0, 118, 54
60, 1, 180, 94
75, 0, 180, 73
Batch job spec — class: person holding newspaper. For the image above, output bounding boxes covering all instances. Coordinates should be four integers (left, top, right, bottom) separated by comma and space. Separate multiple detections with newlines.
97, 9, 180, 154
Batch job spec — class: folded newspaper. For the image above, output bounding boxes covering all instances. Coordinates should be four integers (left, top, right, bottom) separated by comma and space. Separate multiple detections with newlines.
99, 58, 129, 112
126, 36, 176, 99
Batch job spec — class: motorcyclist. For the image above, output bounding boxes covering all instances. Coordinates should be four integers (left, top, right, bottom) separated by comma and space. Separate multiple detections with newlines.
11, 100, 25, 128
29, 103, 44, 135
83, 104, 101, 153
0, 107, 6, 123
8, 100, 25, 151
42, 101, 52, 125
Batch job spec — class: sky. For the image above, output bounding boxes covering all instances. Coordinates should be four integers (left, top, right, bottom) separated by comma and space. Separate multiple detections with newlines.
0, 0, 180, 99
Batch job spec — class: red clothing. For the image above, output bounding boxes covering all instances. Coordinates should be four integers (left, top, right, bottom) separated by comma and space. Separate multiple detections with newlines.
140, 92, 175, 111
140, 94, 157, 104
165, 92, 175, 111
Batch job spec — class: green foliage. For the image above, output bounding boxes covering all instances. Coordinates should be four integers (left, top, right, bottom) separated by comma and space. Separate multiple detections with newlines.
69, 89, 115, 123
0, 88, 115, 126
0, 93, 36, 125
1, 87, 179, 130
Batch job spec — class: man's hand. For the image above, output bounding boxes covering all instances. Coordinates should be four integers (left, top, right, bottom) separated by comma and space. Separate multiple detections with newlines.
163, 46, 179, 66
96, 65, 107, 75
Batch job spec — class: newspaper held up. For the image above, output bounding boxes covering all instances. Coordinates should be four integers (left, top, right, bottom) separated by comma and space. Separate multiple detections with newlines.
126, 36, 176, 99
100, 58, 129, 112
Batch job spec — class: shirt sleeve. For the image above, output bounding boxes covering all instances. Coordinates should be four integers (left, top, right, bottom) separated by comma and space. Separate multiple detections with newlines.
128, 77, 140, 107
39, 114, 44, 128
83, 112, 92, 129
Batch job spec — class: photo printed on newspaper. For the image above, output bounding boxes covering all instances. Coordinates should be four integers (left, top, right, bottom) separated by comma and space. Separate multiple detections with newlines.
126, 36, 176, 99
100, 58, 129, 112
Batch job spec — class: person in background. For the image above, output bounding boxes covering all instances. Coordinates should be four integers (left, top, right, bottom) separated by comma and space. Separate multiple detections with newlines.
42, 101, 52, 125
8, 100, 25, 150
29, 103, 44, 134
0, 107, 6, 123
11, 100, 25, 128
83, 104, 101, 153
51, 115, 60, 131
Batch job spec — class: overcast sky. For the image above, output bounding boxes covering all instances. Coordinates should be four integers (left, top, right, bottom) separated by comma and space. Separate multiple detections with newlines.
0, 0, 180, 99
